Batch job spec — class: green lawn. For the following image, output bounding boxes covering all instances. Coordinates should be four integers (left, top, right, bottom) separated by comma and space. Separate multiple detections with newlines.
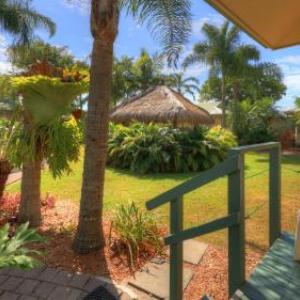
7, 153, 300, 249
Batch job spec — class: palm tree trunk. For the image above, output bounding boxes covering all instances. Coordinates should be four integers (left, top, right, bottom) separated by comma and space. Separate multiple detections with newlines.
221, 75, 227, 128
18, 156, 42, 226
18, 115, 42, 227
73, 0, 118, 253
0, 159, 12, 199
232, 81, 240, 136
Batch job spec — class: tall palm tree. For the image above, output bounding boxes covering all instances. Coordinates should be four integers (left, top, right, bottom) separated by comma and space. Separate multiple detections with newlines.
0, 0, 55, 45
227, 44, 260, 134
183, 21, 259, 128
167, 72, 199, 99
72, 0, 192, 254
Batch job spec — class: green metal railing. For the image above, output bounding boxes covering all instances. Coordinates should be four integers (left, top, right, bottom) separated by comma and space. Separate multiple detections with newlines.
146, 142, 281, 300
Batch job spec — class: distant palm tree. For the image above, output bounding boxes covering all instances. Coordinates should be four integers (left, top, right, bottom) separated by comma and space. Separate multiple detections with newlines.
183, 21, 259, 127
72, 0, 192, 254
167, 73, 199, 99
0, 0, 56, 44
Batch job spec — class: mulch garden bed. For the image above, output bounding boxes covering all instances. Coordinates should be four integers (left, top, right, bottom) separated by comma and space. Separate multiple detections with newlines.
0, 195, 264, 299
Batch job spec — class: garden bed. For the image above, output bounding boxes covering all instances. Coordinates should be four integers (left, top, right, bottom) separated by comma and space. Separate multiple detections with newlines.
0, 196, 264, 299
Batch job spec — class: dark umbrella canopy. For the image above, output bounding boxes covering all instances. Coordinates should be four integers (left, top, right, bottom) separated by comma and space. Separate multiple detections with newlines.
206, 0, 300, 49
110, 86, 213, 126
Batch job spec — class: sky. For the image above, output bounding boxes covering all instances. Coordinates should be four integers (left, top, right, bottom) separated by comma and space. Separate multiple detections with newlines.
1, 0, 300, 108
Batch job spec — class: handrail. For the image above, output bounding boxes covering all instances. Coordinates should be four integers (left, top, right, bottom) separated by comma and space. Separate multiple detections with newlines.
229, 142, 279, 154
146, 142, 281, 300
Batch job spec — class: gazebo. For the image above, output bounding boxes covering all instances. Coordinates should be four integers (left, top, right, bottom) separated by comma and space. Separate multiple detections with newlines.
110, 85, 213, 127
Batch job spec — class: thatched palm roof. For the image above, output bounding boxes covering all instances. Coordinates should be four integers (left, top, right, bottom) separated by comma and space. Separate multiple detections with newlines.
110, 86, 213, 126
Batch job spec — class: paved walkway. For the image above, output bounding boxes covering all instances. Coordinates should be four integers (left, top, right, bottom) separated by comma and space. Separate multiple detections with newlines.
0, 267, 137, 300
127, 240, 208, 299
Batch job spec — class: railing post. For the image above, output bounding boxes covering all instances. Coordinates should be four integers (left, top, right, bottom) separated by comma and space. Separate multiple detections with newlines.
228, 152, 245, 297
170, 197, 183, 300
269, 145, 281, 246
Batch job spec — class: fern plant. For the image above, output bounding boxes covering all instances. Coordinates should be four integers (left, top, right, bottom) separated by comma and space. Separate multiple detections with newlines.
0, 223, 45, 269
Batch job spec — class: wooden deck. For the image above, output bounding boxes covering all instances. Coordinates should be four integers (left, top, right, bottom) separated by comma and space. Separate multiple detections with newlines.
236, 233, 300, 300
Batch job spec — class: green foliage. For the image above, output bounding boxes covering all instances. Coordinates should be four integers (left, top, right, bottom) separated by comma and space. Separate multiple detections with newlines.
9, 41, 89, 70
232, 98, 280, 145
110, 202, 162, 269
206, 125, 238, 151
107, 123, 237, 174
7, 118, 81, 178
112, 49, 164, 104
200, 63, 286, 103
0, 222, 45, 269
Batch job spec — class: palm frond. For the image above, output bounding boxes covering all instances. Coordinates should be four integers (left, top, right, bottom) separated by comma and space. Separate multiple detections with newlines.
123, 0, 192, 66
0, 0, 56, 45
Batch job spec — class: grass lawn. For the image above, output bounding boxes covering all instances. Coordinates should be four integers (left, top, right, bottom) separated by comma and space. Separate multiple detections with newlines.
7, 152, 300, 249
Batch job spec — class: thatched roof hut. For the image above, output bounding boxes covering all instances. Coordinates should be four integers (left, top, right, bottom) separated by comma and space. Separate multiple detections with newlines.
110, 85, 213, 127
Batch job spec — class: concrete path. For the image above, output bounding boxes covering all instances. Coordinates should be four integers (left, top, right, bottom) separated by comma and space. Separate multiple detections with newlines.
127, 240, 208, 299
0, 267, 137, 300
166, 240, 208, 265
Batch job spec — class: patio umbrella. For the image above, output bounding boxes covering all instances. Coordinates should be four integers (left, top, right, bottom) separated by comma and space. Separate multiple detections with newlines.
205, 0, 300, 49
110, 85, 213, 127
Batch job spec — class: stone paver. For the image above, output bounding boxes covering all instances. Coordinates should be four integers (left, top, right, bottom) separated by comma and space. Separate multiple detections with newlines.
0, 267, 137, 300
0, 276, 8, 286
19, 296, 39, 300
83, 277, 106, 293
0, 276, 23, 291
33, 281, 57, 298
48, 286, 82, 300
0, 291, 19, 300
16, 279, 40, 295
69, 273, 90, 289
39, 268, 58, 282
166, 239, 208, 265
128, 261, 194, 299
51, 270, 73, 285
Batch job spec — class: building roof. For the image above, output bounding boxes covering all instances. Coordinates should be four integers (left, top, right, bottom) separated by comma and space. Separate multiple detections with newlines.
206, 0, 300, 49
110, 85, 214, 126
198, 101, 222, 116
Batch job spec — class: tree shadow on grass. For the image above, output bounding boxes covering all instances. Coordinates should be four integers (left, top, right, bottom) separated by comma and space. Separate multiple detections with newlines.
107, 167, 199, 182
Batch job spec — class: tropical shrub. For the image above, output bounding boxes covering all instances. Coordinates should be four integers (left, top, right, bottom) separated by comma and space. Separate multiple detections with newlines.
206, 125, 237, 152
230, 98, 281, 145
109, 202, 162, 270
107, 123, 237, 174
0, 222, 45, 269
